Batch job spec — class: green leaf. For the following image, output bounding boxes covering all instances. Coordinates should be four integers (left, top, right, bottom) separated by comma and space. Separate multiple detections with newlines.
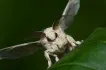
49, 28, 106, 70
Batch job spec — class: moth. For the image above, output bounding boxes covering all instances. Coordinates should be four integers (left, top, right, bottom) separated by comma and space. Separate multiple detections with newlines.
0, 0, 82, 68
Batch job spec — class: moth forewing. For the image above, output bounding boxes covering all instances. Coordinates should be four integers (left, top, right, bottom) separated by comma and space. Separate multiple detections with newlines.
0, 41, 41, 59
59, 0, 80, 30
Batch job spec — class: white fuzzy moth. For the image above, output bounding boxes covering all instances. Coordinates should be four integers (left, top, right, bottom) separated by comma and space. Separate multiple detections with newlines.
0, 0, 82, 68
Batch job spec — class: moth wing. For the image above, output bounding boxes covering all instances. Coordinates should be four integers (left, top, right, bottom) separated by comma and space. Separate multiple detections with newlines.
0, 41, 42, 59
25, 31, 43, 41
59, 0, 80, 30
32, 31, 43, 38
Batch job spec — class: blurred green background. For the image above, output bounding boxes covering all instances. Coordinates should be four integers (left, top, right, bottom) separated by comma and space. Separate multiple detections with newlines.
0, 0, 105, 70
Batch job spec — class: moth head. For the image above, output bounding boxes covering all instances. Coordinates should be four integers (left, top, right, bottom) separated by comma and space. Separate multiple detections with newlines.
43, 27, 58, 42
41, 18, 61, 42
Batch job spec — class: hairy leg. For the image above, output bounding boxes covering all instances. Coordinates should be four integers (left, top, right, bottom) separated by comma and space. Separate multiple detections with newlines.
76, 40, 83, 45
52, 54, 59, 62
44, 48, 60, 68
44, 50, 52, 68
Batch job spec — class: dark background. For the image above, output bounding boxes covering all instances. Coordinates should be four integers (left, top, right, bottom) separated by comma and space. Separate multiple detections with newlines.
0, 0, 105, 70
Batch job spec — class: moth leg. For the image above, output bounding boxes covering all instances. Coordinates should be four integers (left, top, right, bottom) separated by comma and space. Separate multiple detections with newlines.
76, 40, 83, 45
66, 35, 77, 47
68, 40, 77, 51
44, 50, 52, 68
69, 40, 84, 51
68, 40, 83, 51
66, 35, 83, 51
67, 41, 76, 51
68, 46, 73, 51
52, 54, 59, 62
76, 41, 81, 45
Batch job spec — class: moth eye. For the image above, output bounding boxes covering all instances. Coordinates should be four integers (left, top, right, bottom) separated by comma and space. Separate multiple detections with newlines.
47, 37, 53, 42
47, 33, 58, 42
55, 33, 58, 38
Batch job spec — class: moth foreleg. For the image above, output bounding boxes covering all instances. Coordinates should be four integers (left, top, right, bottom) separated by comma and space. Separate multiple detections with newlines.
44, 50, 52, 68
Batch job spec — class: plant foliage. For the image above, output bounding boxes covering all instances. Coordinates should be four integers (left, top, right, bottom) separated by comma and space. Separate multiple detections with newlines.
49, 28, 106, 70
